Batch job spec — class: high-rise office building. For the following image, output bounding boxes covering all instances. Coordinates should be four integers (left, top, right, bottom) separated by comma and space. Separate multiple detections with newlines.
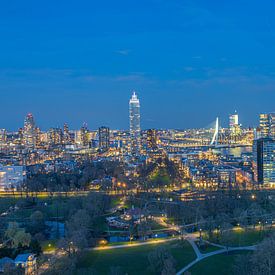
269, 113, 275, 139
48, 128, 63, 145
253, 138, 275, 186
229, 111, 241, 137
23, 113, 36, 147
0, 129, 7, 144
63, 123, 71, 144
229, 112, 238, 129
98, 126, 110, 152
129, 91, 141, 156
18, 128, 24, 145
80, 123, 89, 146
259, 113, 270, 138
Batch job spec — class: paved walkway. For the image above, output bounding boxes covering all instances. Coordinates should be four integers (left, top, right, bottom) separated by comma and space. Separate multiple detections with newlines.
92, 237, 179, 251
176, 236, 256, 275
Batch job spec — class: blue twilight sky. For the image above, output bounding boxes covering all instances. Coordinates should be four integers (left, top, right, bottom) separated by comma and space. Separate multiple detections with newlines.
0, 0, 275, 131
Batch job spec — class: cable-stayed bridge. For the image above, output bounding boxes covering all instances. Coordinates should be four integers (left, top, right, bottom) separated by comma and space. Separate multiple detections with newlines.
161, 117, 251, 150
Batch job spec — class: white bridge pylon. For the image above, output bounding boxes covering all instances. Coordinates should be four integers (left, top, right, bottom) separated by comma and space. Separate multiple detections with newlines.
210, 117, 219, 146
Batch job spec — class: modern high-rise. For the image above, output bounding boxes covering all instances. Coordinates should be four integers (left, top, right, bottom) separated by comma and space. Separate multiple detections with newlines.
229, 111, 241, 137
129, 91, 141, 156
48, 128, 63, 145
80, 123, 89, 146
23, 113, 36, 147
259, 113, 270, 138
229, 112, 238, 129
63, 123, 71, 144
259, 113, 274, 139
269, 113, 275, 139
0, 129, 7, 144
253, 138, 275, 186
98, 126, 110, 152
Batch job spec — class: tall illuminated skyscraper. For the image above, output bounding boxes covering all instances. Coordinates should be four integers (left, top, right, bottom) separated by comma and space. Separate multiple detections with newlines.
99, 126, 110, 152
229, 111, 241, 137
259, 113, 275, 139
253, 138, 275, 186
63, 123, 71, 144
229, 112, 239, 130
23, 113, 36, 147
259, 113, 270, 138
129, 91, 141, 156
0, 129, 7, 145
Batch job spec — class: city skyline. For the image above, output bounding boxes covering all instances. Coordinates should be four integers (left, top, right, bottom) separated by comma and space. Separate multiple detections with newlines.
0, 103, 274, 132
0, 2, 274, 274
1, 1, 275, 130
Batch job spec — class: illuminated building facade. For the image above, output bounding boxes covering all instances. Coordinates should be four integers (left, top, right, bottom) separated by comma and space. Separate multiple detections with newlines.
63, 123, 71, 144
259, 113, 275, 138
253, 138, 275, 186
269, 113, 275, 139
80, 123, 89, 146
48, 128, 63, 145
99, 126, 110, 152
0, 165, 26, 191
0, 129, 7, 144
129, 91, 141, 156
229, 111, 241, 139
23, 113, 36, 147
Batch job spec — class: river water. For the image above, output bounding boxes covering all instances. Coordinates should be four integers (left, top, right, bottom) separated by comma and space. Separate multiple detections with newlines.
213, 146, 252, 158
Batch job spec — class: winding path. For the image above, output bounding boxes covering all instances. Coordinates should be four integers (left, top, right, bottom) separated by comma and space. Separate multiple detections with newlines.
176, 236, 256, 275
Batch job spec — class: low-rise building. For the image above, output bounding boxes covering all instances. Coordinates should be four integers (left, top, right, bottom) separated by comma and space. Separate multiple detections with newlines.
0, 165, 26, 191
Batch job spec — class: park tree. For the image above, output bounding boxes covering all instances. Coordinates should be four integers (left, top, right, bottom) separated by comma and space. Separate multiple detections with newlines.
13, 230, 31, 248
249, 233, 275, 275
43, 255, 77, 275
220, 222, 234, 250
137, 221, 152, 241
29, 210, 45, 234
4, 222, 31, 249
161, 258, 176, 275
148, 247, 176, 274
60, 209, 93, 254
109, 266, 124, 275
233, 233, 275, 275
76, 267, 98, 275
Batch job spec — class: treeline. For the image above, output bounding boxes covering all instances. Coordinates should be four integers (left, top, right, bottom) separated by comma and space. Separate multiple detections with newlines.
0, 193, 111, 265
138, 158, 181, 189
24, 160, 126, 192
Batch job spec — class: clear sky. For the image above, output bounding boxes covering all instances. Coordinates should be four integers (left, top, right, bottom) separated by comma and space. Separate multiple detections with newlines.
0, 0, 275, 130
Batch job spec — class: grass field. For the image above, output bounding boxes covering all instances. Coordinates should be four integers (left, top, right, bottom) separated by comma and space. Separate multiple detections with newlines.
77, 240, 196, 274
189, 251, 250, 275
0, 197, 20, 212
207, 226, 274, 247
195, 242, 221, 254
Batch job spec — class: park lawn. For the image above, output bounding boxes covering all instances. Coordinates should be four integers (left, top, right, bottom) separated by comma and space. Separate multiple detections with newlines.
208, 226, 274, 247
77, 240, 196, 274
229, 227, 272, 246
195, 242, 221, 254
189, 251, 250, 275
0, 198, 17, 212
150, 220, 168, 230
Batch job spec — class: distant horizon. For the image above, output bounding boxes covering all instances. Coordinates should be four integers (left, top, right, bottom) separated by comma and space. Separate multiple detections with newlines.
2, 106, 272, 132
1, 1, 275, 130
